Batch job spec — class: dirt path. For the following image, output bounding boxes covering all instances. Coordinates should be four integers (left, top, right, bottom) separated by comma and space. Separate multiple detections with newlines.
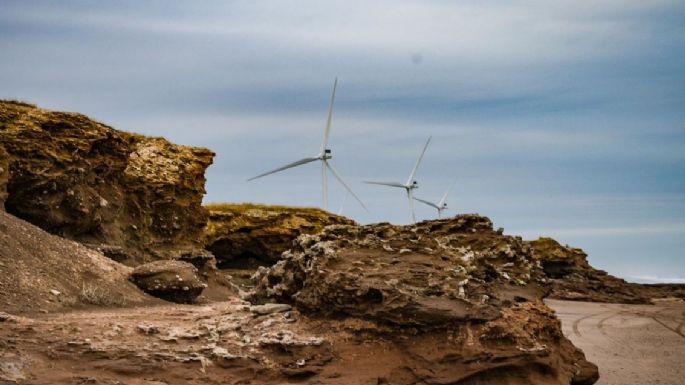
547, 299, 685, 385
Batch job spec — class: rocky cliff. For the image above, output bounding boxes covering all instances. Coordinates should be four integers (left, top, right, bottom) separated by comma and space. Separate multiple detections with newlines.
247, 215, 598, 384
530, 237, 685, 303
203, 203, 354, 267
0, 100, 214, 264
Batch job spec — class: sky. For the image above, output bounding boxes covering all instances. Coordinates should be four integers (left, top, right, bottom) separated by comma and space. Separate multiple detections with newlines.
1, 1, 684, 283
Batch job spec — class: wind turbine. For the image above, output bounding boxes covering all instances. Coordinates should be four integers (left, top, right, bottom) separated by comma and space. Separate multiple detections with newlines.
414, 179, 456, 219
247, 78, 368, 212
364, 136, 432, 223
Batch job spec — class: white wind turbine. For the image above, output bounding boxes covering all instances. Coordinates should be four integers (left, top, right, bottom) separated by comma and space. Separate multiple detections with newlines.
413, 179, 456, 219
247, 78, 368, 212
364, 136, 432, 223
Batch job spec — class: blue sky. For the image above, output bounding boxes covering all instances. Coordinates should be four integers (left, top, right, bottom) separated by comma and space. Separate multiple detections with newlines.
1, 1, 684, 282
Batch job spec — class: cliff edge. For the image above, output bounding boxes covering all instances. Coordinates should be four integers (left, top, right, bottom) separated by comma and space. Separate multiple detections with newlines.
0, 100, 214, 264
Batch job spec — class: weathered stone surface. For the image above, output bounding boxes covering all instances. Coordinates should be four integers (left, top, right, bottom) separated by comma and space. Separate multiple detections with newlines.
247, 215, 598, 384
249, 215, 546, 325
0, 100, 214, 264
130, 260, 206, 303
529, 237, 685, 303
203, 203, 354, 268
249, 303, 292, 315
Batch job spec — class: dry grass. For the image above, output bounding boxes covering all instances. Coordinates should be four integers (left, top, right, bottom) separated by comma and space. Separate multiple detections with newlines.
0, 99, 37, 108
204, 202, 328, 215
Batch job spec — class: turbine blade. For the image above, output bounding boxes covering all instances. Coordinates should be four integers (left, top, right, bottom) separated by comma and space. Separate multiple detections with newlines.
320, 78, 337, 153
363, 181, 406, 188
406, 136, 432, 185
413, 196, 440, 210
247, 157, 319, 181
439, 179, 457, 207
325, 162, 369, 212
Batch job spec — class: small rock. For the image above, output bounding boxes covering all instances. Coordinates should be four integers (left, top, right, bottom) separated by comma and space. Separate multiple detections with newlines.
129, 260, 205, 303
250, 303, 292, 315
137, 323, 159, 335
50, 289, 61, 296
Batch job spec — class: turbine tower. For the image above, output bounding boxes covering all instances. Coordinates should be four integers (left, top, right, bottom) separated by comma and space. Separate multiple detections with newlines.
247, 78, 367, 212
364, 136, 432, 223
414, 179, 456, 219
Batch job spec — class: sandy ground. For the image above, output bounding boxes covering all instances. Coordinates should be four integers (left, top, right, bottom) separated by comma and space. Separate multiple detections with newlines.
547, 299, 685, 385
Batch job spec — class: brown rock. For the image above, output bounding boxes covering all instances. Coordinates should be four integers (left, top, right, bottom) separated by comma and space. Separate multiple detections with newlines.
0, 100, 214, 264
248, 215, 598, 384
130, 260, 206, 303
0, 210, 152, 313
203, 203, 354, 268
529, 237, 685, 303
250, 215, 547, 325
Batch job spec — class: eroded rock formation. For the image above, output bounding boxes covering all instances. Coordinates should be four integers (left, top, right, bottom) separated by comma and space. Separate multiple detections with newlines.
203, 203, 353, 268
529, 237, 685, 304
248, 215, 598, 384
0, 100, 214, 264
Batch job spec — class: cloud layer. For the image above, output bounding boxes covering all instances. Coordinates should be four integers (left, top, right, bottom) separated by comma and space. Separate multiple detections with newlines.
1, 1, 684, 281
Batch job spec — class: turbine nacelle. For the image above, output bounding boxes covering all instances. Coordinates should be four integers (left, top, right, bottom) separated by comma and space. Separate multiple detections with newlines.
319, 148, 332, 160
365, 136, 432, 223
413, 179, 456, 220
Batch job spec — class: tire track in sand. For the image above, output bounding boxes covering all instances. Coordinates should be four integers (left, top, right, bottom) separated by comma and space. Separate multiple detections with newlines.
597, 311, 621, 337
650, 316, 685, 340
572, 311, 614, 337
631, 308, 685, 340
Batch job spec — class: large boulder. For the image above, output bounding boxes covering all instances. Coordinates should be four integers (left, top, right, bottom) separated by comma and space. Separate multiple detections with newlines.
130, 260, 206, 303
250, 214, 546, 325
248, 215, 598, 384
0, 100, 214, 264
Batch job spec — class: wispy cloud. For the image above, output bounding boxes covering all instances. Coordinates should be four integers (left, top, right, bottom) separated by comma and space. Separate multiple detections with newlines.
1, 0, 684, 281
627, 275, 685, 284
515, 223, 685, 239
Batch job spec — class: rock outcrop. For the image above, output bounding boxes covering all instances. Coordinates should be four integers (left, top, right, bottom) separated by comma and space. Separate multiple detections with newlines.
203, 203, 354, 268
130, 260, 207, 303
0, 210, 154, 313
530, 237, 685, 304
0, 100, 214, 264
248, 215, 598, 384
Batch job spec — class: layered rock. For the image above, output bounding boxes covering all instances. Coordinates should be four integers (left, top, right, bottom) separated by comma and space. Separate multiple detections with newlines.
529, 237, 685, 304
0, 100, 214, 264
203, 203, 354, 268
248, 215, 598, 384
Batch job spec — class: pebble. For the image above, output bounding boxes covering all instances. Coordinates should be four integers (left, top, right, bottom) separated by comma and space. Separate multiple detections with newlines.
250, 303, 292, 315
